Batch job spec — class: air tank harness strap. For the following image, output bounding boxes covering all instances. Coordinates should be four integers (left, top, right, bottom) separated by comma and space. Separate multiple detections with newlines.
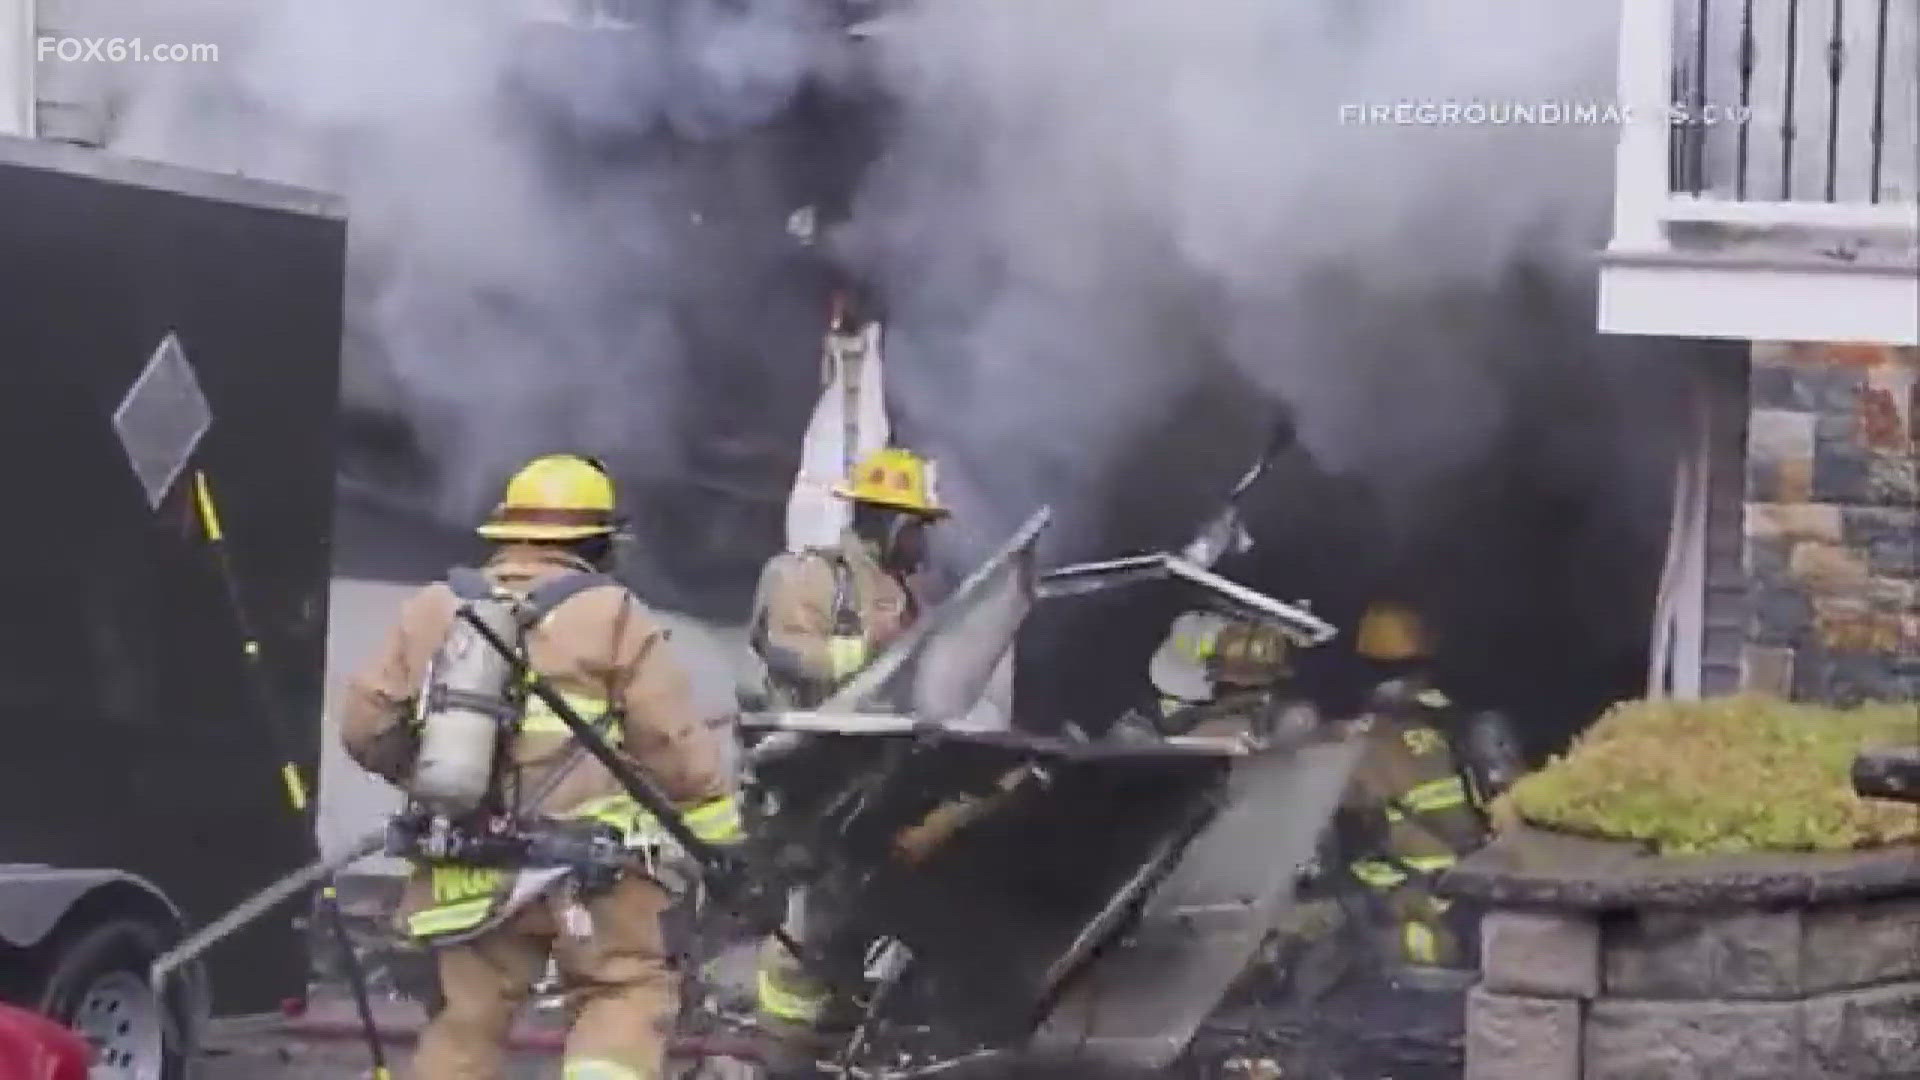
422, 685, 518, 722
445, 567, 619, 630
823, 553, 867, 682
522, 692, 624, 740
444, 565, 626, 770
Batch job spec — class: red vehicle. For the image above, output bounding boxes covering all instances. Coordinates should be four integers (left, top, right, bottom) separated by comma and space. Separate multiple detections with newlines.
0, 1002, 91, 1080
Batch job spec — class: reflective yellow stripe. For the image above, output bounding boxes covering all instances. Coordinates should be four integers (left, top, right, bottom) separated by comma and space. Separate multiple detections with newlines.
406, 897, 494, 937
562, 1060, 650, 1080
411, 862, 505, 938
1403, 921, 1440, 964
828, 635, 867, 680
193, 472, 223, 541
521, 692, 620, 740
1406, 776, 1466, 812
562, 794, 744, 847
566, 794, 644, 832
430, 865, 506, 904
684, 795, 745, 844
755, 966, 827, 1023
1352, 854, 1457, 890
1351, 861, 1406, 889
1415, 688, 1451, 709
1386, 776, 1469, 821
281, 763, 309, 812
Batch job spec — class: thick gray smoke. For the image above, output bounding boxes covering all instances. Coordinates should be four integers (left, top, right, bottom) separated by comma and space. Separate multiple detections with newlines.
93, 0, 1642, 601
98, 0, 842, 526
845, 0, 1629, 564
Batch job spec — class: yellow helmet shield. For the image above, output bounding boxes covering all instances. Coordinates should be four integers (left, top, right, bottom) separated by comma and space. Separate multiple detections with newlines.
833, 447, 949, 518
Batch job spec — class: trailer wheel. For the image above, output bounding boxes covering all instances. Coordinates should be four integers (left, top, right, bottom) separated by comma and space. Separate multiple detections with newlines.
36, 917, 186, 1080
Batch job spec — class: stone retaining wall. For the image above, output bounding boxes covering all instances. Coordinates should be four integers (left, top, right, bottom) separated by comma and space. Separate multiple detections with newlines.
1744, 341, 1920, 704
1447, 828, 1920, 1080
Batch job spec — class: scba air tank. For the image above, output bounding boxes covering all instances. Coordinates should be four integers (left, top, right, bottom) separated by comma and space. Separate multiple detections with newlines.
410, 598, 521, 815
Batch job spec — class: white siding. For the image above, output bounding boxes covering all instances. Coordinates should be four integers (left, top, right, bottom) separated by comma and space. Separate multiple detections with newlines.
1700, 352, 1750, 695
1649, 349, 1751, 699
0, 0, 31, 136
1599, 253, 1920, 346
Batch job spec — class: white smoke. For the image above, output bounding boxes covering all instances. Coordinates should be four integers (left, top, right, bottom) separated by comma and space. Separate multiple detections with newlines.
842, 0, 1627, 561
98, 0, 840, 522
89, 0, 1640, 595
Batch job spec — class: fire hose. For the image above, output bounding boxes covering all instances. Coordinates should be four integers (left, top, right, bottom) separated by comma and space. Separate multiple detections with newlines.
149, 730, 627, 984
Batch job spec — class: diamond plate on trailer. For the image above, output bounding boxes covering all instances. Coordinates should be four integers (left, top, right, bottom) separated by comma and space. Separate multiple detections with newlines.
113, 331, 211, 509
1029, 734, 1364, 1070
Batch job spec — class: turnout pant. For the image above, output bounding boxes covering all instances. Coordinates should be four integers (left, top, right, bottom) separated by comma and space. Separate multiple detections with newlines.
413, 876, 677, 1080
753, 885, 838, 1035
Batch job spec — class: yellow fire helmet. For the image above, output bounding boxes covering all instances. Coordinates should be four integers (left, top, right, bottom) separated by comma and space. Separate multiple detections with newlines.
476, 454, 618, 542
1209, 621, 1290, 688
1149, 611, 1230, 702
833, 447, 949, 518
1355, 602, 1431, 662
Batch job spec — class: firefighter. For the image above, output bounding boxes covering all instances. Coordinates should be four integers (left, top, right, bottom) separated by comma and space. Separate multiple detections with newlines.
1337, 600, 1511, 975
1251, 601, 1525, 1075
745, 446, 947, 1069
1135, 613, 1311, 742
749, 446, 947, 709
339, 454, 746, 1080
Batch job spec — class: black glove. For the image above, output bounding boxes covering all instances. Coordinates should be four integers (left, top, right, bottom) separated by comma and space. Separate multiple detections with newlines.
1462, 710, 1527, 801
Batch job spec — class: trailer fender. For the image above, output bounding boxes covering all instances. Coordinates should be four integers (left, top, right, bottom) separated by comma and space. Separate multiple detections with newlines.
0, 865, 189, 951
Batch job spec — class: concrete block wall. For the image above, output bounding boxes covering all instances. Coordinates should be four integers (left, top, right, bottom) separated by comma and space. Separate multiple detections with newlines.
1467, 900, 1920, 1079
1742, 342, 1920, 704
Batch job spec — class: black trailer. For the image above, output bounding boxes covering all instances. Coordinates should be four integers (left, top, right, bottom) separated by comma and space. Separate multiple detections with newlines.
0, 134, 345, 1075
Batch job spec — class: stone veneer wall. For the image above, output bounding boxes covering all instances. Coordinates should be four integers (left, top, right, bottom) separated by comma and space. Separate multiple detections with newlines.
1451, 830, 1920, 1080
1469, 900, 1920, 1079
1743, 341, 1920, 703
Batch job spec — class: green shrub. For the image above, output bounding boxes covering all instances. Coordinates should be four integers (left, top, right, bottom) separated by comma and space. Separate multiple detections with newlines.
1498, 694, 1920, 856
